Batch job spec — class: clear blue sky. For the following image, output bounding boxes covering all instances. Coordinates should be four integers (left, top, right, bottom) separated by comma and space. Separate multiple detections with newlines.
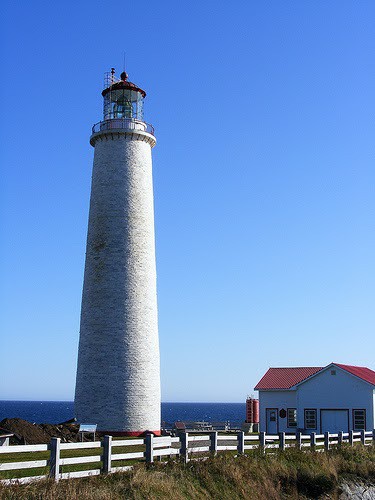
1, 1, 374, 402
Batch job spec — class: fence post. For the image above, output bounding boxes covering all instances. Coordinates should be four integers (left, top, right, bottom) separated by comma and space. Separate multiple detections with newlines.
279, 432, 285, 451
296, 431, 302, 451
145, 433, 154, 464
102, 435, 112, 473
360, 430, 366, 445
310, 432, 316, 450
49, 437, 61, 482
324, 432, 330, 451
209, 431, 217, 455
259, 432, 266, 454
180, 432, 189, 463
349, 430, 354, 447
237, 431, 245, 455
338, 431, 343, 446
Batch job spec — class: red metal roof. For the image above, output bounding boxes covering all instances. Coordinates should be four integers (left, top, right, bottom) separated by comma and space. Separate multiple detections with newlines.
335, 363, 375, 386
254, 367, 323, 390
102, 72, 146, 98
255, 363, 375, 390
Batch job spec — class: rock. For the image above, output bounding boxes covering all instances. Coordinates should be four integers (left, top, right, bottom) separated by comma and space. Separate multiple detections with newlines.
40, 422, 80, 442
0, 418, 50, 445
0, 418, 81, 444
340, 481, 375, 499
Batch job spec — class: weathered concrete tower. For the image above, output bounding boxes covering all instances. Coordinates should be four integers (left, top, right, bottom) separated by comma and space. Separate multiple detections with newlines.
75, 69, 161, 435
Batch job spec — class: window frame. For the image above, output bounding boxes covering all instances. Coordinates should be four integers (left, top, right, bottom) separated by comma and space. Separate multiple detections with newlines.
353, 409, 366, 430
287, 408, 297, 428
304, 408, 317, 429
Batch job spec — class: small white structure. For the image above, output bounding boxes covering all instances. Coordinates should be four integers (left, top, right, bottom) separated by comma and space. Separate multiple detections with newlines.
0, 432, 13, 447
255, 363, 375, 434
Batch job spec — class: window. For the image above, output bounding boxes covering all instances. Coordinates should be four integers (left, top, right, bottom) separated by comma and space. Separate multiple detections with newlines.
287, 408, 297, 427
330, 370, 336, 375
304, 409, 317, 429
353, 410, 366, 430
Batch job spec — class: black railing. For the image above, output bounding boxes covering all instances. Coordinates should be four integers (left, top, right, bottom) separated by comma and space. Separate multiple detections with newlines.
92, 118, 155, 136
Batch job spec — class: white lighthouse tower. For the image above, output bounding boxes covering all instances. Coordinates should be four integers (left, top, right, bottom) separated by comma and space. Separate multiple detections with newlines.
75, 69, 161, 435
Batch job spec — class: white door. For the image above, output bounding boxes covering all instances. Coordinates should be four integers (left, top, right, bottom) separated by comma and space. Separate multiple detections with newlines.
266, 408, 278, 434
321, 409, 349, 433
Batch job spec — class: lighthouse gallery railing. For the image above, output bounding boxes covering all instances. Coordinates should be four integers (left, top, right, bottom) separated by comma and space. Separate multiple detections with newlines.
92, 118, 155, 136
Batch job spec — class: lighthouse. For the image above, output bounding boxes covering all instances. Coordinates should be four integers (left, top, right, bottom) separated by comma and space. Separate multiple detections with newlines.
75, 69, 161, 435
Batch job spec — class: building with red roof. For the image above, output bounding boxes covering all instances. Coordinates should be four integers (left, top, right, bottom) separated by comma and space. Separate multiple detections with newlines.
254, 363, 375, 434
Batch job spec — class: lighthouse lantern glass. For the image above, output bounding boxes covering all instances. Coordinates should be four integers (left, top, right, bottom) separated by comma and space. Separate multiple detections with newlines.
103, 89, 144, 121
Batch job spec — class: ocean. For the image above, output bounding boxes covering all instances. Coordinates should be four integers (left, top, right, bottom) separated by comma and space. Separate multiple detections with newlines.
0, 401, 246, 427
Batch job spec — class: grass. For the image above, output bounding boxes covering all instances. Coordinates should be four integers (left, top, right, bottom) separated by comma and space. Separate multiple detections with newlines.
0, 444, 374, 499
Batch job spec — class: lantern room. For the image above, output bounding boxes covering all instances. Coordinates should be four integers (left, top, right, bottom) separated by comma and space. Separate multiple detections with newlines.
102, 69, 146, 122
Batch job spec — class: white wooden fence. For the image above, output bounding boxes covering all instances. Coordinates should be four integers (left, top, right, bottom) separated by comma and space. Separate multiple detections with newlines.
1, 430, 374, 485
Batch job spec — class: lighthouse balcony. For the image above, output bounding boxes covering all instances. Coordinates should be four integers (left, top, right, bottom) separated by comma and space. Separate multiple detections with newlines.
92, 118, 154, 136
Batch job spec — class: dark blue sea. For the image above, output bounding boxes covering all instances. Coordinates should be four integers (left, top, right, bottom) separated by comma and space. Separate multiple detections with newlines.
0, 401, 246, 427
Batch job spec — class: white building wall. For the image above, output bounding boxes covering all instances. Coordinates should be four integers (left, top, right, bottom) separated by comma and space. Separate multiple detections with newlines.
75, 129, 161, 433
297, 367, 374, 432
258, 391, 296, 433
258, 367, 375, 434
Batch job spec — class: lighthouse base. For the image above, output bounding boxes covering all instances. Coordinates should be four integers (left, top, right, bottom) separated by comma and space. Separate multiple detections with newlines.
100, 430, 161, 437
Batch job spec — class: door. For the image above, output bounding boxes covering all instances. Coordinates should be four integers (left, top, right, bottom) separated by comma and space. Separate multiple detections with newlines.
266, 408, 278, 434
321, 409, 349, 433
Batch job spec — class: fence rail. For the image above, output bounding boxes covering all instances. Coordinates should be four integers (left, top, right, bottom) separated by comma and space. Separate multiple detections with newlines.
1, 430, 374, 485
